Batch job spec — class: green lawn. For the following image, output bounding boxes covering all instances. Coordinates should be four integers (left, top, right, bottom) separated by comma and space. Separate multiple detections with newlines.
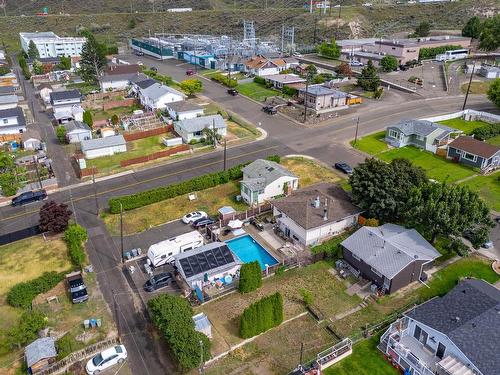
351, 131, 388, 155
460, 172, 500, 211
86, 135, 169, 173
324, 335, 398, 375
90, 104, 142, 121
378, 146, 476, 183
438, 118, 490, 135
460, 81, 491, 95
487, 135, 500, 146
236, 82, 278, 102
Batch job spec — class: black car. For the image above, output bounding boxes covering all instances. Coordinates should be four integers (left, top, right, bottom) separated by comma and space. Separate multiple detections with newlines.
144, 272, 173, 292
262, 105, 277, 115
150, 66, 158, 72
227, 89, 238, 96
11, 190, 47, 206
334, 162, 353, 175
192, 218, 215, 228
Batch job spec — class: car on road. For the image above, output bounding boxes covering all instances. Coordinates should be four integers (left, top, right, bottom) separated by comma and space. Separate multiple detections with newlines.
262, 105, 277, 115
186, 69, 195, 75
227, 89, 238, 96
150, 66, 158, 72
334, 162, 353, 174
192, 217, 215, 228
182, 211, 208, 224
86, 345, 127, 375
349, 60, 364, 67
11, 189, 47, 206
144, 272, 174, 292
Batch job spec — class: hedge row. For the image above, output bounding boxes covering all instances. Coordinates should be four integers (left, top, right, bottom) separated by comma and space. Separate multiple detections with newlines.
472, 123, 500, 141
310, 231, 352, 258
418, 45, 464, 60
148, 294, 211, 371
239, 292, 283, 338
108, 155, 281, 213
211, 73, 237, 88
253, 76, 266, 85
64, 224, 88, 268
7, 271, 66, 309
239, 261, 262, 293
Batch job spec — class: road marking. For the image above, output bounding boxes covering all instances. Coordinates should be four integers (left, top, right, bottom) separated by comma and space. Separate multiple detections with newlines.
0, 145, 280, 222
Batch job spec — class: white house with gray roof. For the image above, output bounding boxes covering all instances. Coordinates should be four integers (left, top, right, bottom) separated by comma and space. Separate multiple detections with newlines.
341, 224, 440, 294
174, 114, 226, 143
63, 120, 91, 143
138, 83, 185, 111
81, 134, 126, 159
0, 94, 19, 110
385, 119, 459, 153
166, 101, 204, 120
240, 159, 298, 205
379, 278, 500, 375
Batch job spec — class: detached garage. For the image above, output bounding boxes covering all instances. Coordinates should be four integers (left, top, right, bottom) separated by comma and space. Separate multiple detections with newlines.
81, 134, 127, 159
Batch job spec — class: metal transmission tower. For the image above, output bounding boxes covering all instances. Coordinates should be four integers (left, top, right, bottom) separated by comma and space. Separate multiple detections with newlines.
243, 20, 257, 54
281, 25, 295, 55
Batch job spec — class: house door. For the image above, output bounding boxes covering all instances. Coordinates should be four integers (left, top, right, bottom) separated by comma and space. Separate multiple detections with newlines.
436, 343, 446, 359
413, 325, 428, 344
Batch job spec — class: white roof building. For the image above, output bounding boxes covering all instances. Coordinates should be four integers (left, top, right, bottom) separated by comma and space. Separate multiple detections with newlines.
19, 32, 86, 58
138, 83, 185, 110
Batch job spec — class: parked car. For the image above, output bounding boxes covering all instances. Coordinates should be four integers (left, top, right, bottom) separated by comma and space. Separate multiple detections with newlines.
66, 271, 88, 304
134, 50, 144, 56
227, 89, 238, 96
262, 105, 277, 115
250, 218, 264, 231
349, 60, 363, 67
192, 217, 215, 228
86, 345, 127, 375
186, 69, 195, 75
150, 66, 158, 72
399, 64, 408, 71
144, 272, 173, 292
482, 241, 494, 249
334, 162, 353, 174
182, 211, 208, 224
11, 189, 47, 206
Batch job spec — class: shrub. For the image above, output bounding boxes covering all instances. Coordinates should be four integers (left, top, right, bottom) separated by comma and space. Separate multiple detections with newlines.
310, 233, 349, 259
449, 238, 470, 256
282, 85, 297, 97
64, 224, 88, 268
7, 271, 65, 308
239, 292, 283, 338
253, 76, 266, 85
300, 289, 314, 307
239, 261, 262, 293
266, 154, 280, 163
472, 123, 500, 140
418, 45, 464, 60
364, 218, 379, 227
211, 73, 237, 87
148, 295, 211, 370
7, 311, 47, 348
108, 156, 281, 213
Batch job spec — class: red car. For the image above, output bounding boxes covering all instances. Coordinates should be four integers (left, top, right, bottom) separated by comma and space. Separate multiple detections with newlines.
186, 69, 194, 76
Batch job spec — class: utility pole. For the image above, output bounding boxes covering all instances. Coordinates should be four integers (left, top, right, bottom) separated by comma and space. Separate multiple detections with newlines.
32, 156, 43, 190
462, 60, 475, 111
212, 119, 217, 148
223, 139, 227, 171
303, 79, 309, 123
92, 166, 99, 215
353, 117, 360, 145
120, 202, 124, 265
199, 340, 205, 375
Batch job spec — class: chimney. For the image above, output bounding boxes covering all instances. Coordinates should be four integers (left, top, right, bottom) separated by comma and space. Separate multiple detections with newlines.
323, 207, 328, 221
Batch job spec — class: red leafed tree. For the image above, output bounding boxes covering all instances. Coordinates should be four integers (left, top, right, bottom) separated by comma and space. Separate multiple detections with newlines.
337, 62, 353, 78
39, 201, 72, 233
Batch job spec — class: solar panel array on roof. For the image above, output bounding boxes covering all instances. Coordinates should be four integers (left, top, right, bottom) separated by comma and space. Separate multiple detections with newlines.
179, 244, 235, 279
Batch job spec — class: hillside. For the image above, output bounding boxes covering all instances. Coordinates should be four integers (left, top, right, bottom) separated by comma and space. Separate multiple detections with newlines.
0, 0, 498, 52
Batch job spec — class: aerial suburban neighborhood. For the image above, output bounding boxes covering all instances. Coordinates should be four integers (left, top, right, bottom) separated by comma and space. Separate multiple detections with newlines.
0, 1, 499, 375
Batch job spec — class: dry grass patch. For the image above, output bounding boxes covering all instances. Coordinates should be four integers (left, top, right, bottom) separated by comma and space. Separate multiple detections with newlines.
196, 262, 360, 354
103, 181, 248, 235
281, 157, 342, 187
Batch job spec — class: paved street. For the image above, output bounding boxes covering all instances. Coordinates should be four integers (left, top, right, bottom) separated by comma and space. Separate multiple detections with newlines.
2, 52, 499, 375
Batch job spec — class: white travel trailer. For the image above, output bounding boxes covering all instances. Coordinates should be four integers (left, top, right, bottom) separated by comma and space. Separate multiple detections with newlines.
147, 231, 204, 267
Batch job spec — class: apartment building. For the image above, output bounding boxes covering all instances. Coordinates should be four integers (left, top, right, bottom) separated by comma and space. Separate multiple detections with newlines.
20, 32, 86, 58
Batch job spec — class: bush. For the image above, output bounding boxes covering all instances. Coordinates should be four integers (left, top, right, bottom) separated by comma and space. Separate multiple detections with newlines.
300, 289, 314, 307
108, 155, 281, 213
7, 271, 65, 308
239, 292, 283, 338
64, 224, 88, 268
148, 295, 211, 371
253, 76, 266, 85
310, 232, 351, 259
282, 85, 297, 97
211, 73, 237, 87
364, 218, 379, 227
472, 123, 500, 140
418, 45, 464, 60
239, 261, 262, 293
6, 311, 47, 348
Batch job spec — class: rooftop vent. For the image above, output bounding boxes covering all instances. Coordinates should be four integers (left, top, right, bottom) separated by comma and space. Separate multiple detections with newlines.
323, 208, 328, 221
313, 196, 320, 208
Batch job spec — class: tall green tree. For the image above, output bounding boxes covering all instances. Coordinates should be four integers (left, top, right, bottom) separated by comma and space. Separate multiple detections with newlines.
357, 60, 380, 91
79, 32, 107, 83
405, 183, 491, 243
202, 126, 222, 147
56, 125, 67, 144
380, 55, 398, 72
27, 40, 39, 60
317, 39, 341, 59
349, 158, 428, 222
414, 21, 431, 37
82, 110, 93, 128
487, 79, 500, 108
32, 60, 44, 75
180, 78, 203, 96
57, 55, 72, 70
462, 16, 483, 39
479, 15, 500, 51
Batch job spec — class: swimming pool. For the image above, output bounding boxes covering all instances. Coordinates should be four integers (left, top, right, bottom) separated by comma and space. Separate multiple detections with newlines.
225, 234, 279, 270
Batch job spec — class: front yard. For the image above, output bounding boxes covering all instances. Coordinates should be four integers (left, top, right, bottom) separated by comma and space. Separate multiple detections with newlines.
281, 157, 342, 187
350, 131, 388, 155
236, 82, 278, 102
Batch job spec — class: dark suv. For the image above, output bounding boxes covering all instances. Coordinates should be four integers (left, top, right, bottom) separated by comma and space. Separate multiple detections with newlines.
144, 272, 173, 292
11, 190, 47, 206
227, 89, 238, 96
262, 105, 277, 115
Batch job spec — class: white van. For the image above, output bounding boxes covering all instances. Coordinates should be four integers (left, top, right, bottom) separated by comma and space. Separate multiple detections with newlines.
147, 231, 204, 267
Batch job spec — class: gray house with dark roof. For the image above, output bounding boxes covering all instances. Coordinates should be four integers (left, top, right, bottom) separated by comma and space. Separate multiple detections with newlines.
240, 159, 298, 205
297, 85, 349, 112
447, 136, 500, 173
379, 278, 500, 375
174, 114, 226, 143
272, 182, 362, 246
341, 224, 440, 294
385, 119, 458, 153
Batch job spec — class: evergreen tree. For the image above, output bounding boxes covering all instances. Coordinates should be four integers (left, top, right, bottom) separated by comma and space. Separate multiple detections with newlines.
83, 110, 93, 128
27, 40, 39, 60
357, 60, 380, 91
414, 21, 431, 37
79, 32, 107, 83
462, 16, 483, 39
380, 55, 398, 72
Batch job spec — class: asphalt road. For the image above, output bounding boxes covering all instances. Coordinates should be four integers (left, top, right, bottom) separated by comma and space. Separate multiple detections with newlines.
2, 53, 499, 375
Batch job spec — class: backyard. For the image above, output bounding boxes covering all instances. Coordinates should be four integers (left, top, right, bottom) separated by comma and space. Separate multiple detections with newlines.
236, 82, 279, 102
281, 157, 342, 187
89, 103, 143, 122
438, 118, 491, 135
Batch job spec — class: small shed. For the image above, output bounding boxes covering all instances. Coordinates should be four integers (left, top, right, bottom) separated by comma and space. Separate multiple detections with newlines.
100, 127, 115, 138
25, 337, 57, 374
193, 312, 212, 338
218, 206, 236, 220
22, 128, 42, 150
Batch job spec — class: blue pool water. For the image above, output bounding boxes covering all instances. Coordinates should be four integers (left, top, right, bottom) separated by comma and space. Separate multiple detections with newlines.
226, 235, 279, 270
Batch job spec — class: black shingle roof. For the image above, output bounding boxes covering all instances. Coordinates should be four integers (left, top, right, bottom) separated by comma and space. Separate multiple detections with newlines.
0, 107, 26, 127
49, 89, 81, 103
405, 279, 500, 375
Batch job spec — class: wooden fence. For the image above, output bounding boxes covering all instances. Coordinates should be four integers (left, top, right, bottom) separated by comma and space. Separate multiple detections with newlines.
123, 125, 173, 141
119, 144, 189, 167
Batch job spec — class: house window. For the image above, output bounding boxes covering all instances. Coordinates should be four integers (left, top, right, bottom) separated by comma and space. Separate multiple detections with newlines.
463, 152, 477, 162
193, 131, 202, 137
388, 130, 399, 139
2, 119, 7, 124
